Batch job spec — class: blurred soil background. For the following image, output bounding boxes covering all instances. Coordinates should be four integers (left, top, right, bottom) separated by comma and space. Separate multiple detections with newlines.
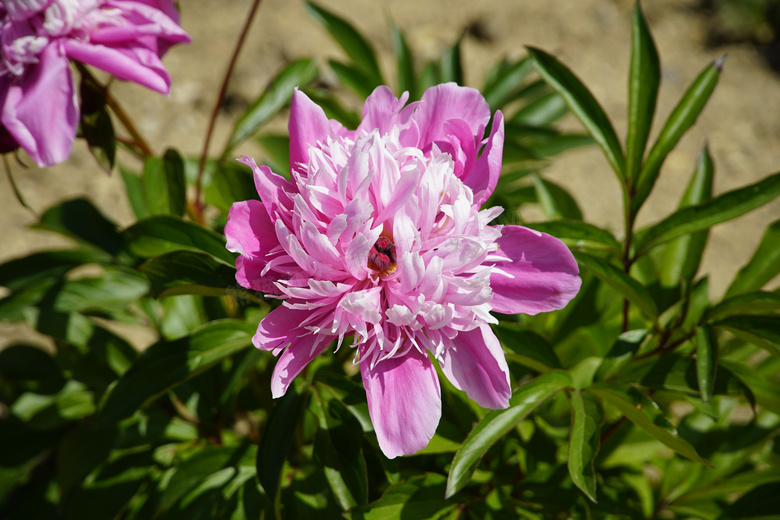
1, 0, 779, 349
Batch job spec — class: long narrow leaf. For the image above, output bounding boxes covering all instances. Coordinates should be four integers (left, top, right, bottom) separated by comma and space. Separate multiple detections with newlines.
636, 171, 780, 255
725, 219, 780, 297
626, 1, 660, 181
694, 325, 718, 403
568, 391, 603, 503
527, 46, 625, 181
391, 24, 416, 99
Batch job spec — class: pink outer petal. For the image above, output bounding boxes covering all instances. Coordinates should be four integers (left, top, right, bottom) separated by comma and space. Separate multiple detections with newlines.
357, 85, 408, 137
271, 333, 328, 398
252, 305, 311, 351
440, 324, 510, 409
402, 83, 490, 152
361, 346, 441, 459
112, 0, 180, 23
461, 111, 504, 206
226, 199, 282, 292
62, 40, 170, 94
289, 88, 340, 175
1, 42, 77, 167
489, 225, 582, 315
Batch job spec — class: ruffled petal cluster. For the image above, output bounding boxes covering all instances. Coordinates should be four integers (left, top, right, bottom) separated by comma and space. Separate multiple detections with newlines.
226, 83, 582, 458
0, 0, 190, 166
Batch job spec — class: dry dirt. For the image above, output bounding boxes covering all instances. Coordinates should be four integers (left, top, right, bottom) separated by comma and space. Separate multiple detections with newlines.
1, 0, 779, 348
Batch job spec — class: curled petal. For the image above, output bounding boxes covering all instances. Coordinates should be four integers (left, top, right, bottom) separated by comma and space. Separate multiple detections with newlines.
289, 88, 342, 175
440, 324, 510, 409
489, 225, 581, 315
271, 334, 328, 398
357, 86, 408, 137
253, 305, 311, 351
361, 345, 441, 459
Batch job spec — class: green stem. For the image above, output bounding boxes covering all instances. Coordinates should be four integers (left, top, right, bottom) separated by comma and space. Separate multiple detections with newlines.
3, 154, 36, 215
194, 0, 264, 222
621, 185, 636, 332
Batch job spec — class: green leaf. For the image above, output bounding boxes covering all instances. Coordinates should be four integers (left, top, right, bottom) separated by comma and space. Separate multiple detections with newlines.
532, 174, 583, 220
306, 2, 382, 87
726, 219, 780, 297
695, 325, 718, 403
12, 381, 95, 430
143, 149, 186, 217
123, 215, 235, 265
587, 385, 709, 465
634, 56, 724, 212
328, 59, 376, 99
626, 1, 660, 181
636, 172, 780, 256
304, 88, 361, 129
139, 251, 253, 300
493, 322, 562, 372
511, 91, 567, 126
660, 145, 714, 287
527, 46, 625, 181
713, 315, 780, 356
391, 25, 416, 100
51, 268, 149, 314
594, 329, 650, 381
483, 58, 534, 112
256, 134, 291, 177
345, 473, 456, 520
257, 384, 305, 500
707, 291, 780, 320
202, 160, 258, 214
568, 391, 603, 503
524, 220, 621, 252
439, 37, 463, 85
224, 58, 318, 153
717, 481, 780, 520
34, 198, 124, 256
96, 320, 255, 425
311, 391, 368, 509
445, 370, 571, 497
120, 167, 150, 220
0, 249, 105, 292
573, 251, 658, 319
79, 78, 116, 173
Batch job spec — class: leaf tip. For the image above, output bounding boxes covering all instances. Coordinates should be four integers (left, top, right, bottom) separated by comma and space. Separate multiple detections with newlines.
714, 54, 727, 72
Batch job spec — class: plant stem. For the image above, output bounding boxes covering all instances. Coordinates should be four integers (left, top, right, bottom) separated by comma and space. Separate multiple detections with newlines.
621, 186, 636, 332
3, 154, 36, 215
193, 0, 264, 221
77, 64, 154, 158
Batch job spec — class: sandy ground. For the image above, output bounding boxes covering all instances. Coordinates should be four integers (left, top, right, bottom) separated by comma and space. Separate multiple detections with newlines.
1, 0, 779, 347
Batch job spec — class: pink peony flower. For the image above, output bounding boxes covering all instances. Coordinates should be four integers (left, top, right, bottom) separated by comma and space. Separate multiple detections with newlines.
0, 0, 190, 166
225, 83, 582, 458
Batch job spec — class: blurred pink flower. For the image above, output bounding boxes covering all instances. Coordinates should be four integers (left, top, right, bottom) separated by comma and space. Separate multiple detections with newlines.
225, 84, 582, 458
0, 0, 190, 166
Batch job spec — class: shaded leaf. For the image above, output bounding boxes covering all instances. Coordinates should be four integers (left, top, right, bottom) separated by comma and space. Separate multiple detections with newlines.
594, 329, 650, 381
143, 149, 186, 217
695, 325, 718, 403
0, 249, 105, 292
79, 78, 116, 173
139, 251, 252, 300
713, 315, 780, 356
568, 391, 603, 502
120, 167, 150, 220
391, 24, 416, 100
511, 91, 567, 126
707, 291, 780, 320
439, 37, 463, 85
124, 215, 235, 265
726, 219, 780, 297
484, 58, 534, 112
328, 59, 376, 99
34, 198, 124, 256
345, 473, 456, 520
203, 160, 258, 214
532, 173, 583, 220
256, 134, 291, 177
257, 384, 305, 500
493, 322, 562, 372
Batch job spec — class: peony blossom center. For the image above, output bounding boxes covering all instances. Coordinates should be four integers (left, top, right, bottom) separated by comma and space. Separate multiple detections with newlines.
368, 236, 396, 273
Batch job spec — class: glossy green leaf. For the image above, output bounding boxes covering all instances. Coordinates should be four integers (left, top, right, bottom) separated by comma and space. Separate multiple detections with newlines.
726, 219, 780, 297
0, 249, 105, 292
328, 59, 376, 99
532, 173, 583, 220
34, 198, 124, 256
445, 370, 571, 497
713, 315, 780, 356
306, 2, 382, 86
311, 392, 368, 509
483, 58, 534, 112
96, 319, 255, 425
345, 473, 456, 520
573, 251, 658, 319
511, 91, 567, 126
660, 145, 714, 287
224, 58, 318, 152
79, 81, 116, 173
493, 322, 562, 372
527, 46, 625, 180
594, 329, 650, 381
139, 251, 253, 300
634, 56, 723, 212
202, 160, 258, 214
143, 149, 186, 217
256, 134, 291, 177
524, 220, 621, 251
12, 381, 95, 430
123, 215, 234, 265
636, 171, 780, 256
568, 391, 603, 502
707, 291, 780, 320
439, 37, 463, 85
391, 25, 416, 99
120, 167, 150, 220
587, 386, 709, 465
695, 325, 718, 403
304, 88, 361, 129
257, 384, 305, 500
682, 276, 711, 332
626, 1, 660, 181
51, 268, 149, 314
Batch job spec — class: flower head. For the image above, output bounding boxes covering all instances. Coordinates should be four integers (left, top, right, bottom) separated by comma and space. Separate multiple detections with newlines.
226, 83, 581, 458
0, 0, 190, 166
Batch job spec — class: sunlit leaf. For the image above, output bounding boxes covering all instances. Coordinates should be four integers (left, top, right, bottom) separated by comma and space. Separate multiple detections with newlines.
725, 219, 780, 298
568, 390, 603, 502
707, 291, 780, 320
345, 473, 456, 520
143, 149, 186, 217
493, 322, 562, 372
525, 220, 621, 252
713, 315, 780, 356
123, 215, 235, 265
391, 24, 416, 99
439, 37, 463, 85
